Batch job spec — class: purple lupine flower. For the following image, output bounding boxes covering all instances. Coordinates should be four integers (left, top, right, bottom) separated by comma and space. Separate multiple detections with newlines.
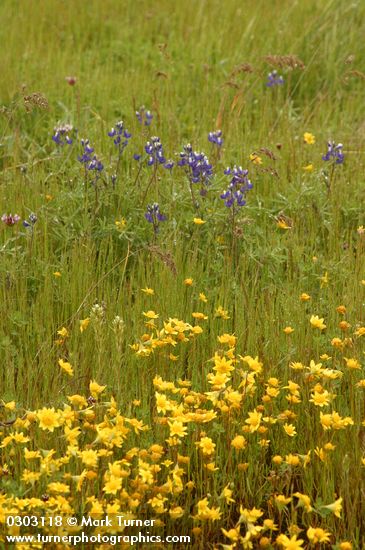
1, 213, 21, 226
52, 123, 74, 146
322, 141, 344, 164
108, 120, 131, 153
87, 156, 104, 172
220, 166, 253, 208
23, 212, 37, 229
78, 139, 103, 172
136, 107, 153, 126
178, 144, 213, 187
145, 202, 167, 234
164, 159, 174, 170
145, 136, 166, 166
133, 153, 142, 161
208, 130, 223, 147
266, 70, 284, 87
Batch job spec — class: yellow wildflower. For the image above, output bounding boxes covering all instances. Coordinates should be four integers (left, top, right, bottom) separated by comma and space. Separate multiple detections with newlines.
36, 408, 60, 432
231, 435, 247, 450
250, 153, 263, 164
283, 423, 297, 437
141, 287, 154, 295
115, 217, 127, 230
303, 132, 315, 144
79, 318, 90, 333
322, 496, 342, 518
58, 358, 74, 377
310, 315, 326, 330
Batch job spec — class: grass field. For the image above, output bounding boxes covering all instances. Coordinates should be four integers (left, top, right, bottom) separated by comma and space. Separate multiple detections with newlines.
1, 0, 365, 548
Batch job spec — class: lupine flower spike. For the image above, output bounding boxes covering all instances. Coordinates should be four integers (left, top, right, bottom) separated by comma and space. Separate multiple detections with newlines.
23, 213, 38, 229
108, 120, 132, 179
52, 124, 74, 146
221, 166, 253, 208
322, 141, 344, 164
266, 70, 284, 87
208, 130, 223, 147
178, 144, 213, 209
136, 106, 153, 126
145, 202, 166, 239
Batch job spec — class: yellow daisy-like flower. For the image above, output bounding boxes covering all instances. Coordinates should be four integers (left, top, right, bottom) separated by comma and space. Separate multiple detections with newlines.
53, 271, 62, 278
193, 217, 206, 225
168, 420, 187, 439
89, 380, 106, 397
57, 327, 69, 338
283, 423, 297, 437
58, 358, 74, 377
36, 408, 60, 432
142, 310, 159, 319
79, 318, 90, 333
231, 435, 247, 450
310, 389, 331, 407
249, 153, 263, 165
103, 476, 122, 495
303, 163, 314, 172
283, 326, 294, 335
215, 305, 230, 319
344, 357, 361, 370
67, 394, 88, 408
322, 496, 342, 518
115, 217, 127, 230
310, 315, 326, 331
197, 436, 216, 456
274, 494, 292, 506
307, 527, 331, 543
294, 493, 313, 512
300, 293, 311, 302
184, 278, 193, 286
303, 132, 315, 144
141, 287, 154, 295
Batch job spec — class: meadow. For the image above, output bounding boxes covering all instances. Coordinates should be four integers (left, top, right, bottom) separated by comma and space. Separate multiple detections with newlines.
1, 0, 365, 548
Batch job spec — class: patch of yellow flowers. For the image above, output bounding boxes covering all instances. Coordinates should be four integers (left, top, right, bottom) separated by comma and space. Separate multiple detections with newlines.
1, 303, 364, 549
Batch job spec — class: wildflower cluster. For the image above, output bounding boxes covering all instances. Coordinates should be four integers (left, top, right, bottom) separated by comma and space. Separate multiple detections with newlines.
266, 70, 284, 87
108, 120, 132, 152
52, 123, 74, 146
221, 166, 253, 208
178, 144, 213, 189
1, 213, 20, 226
136, 106, 153, 126
322, 141, 345, 164
208, 129, 223, 147
144, 203, 167, 234
78, 139, 104, 173
145, 136, 167, 166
